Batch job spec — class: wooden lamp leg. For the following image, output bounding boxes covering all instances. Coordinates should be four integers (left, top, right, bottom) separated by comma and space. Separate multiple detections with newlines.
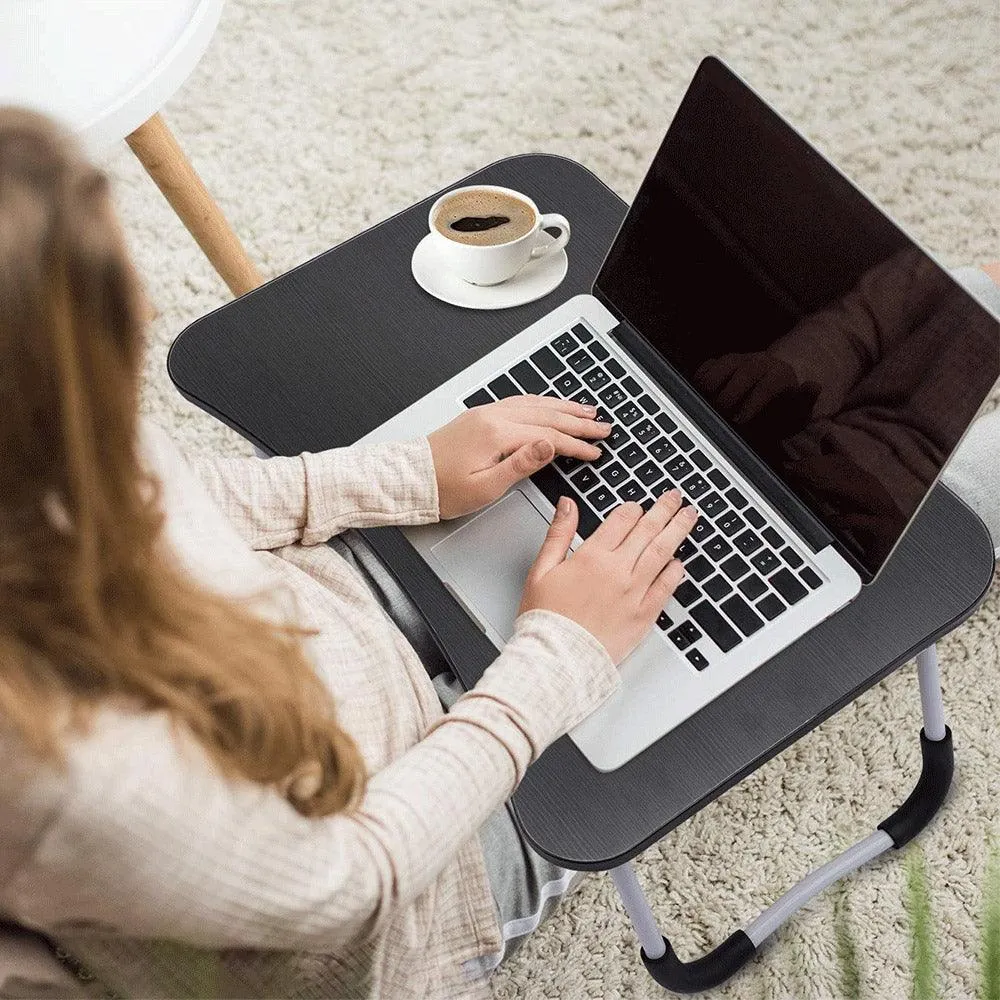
126, 113, 264, 297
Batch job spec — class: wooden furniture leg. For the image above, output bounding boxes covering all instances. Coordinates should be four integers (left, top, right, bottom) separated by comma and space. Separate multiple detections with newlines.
126, 113, 264, 297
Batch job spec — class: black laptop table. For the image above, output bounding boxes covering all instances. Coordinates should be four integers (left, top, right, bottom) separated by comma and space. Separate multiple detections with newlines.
169, 155, 995, 994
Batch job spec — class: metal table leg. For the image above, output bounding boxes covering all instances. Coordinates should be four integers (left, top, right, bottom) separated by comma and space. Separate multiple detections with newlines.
611, 644, 954, 994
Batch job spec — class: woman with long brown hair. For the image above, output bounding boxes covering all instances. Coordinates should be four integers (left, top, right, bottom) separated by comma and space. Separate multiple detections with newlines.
0, 109, 697, 998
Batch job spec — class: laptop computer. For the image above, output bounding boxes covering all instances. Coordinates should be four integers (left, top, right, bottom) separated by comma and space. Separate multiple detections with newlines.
360, 56, 999, 771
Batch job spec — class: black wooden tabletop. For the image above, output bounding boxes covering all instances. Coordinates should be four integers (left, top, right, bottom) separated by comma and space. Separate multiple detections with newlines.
169, 154, 995, 870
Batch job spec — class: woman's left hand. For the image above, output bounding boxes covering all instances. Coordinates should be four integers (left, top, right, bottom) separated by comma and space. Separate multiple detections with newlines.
427, 395, 611, 519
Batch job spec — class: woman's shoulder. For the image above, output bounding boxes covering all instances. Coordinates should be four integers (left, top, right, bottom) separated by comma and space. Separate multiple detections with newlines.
0, 703, 223, 871
137, 417, 187, 472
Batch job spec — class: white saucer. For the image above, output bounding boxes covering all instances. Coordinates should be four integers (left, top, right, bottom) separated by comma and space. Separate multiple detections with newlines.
411, 232, 568, 310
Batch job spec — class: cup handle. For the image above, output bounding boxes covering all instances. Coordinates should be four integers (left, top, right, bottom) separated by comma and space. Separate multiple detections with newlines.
531, 213, 571, 258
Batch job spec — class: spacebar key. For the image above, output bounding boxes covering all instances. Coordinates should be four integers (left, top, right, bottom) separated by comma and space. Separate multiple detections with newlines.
529, 466, 600, 539
689, 600, 742, 653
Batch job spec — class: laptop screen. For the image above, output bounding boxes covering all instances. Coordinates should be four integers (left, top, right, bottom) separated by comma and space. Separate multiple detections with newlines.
594, 56, 999, 580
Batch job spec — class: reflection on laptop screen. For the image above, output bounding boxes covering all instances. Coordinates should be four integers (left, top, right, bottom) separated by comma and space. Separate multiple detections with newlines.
595, 56, 999, 579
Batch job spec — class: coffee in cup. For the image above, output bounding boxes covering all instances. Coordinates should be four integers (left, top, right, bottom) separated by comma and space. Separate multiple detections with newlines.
427, 185, 570, 286
432, 189, 537, 247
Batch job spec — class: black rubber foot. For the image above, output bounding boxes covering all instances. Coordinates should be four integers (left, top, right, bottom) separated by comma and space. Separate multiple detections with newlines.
877, 727, 954, 849
641, 930, 756, 994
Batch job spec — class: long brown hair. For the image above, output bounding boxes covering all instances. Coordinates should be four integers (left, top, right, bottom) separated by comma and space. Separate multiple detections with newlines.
0, 108, 365, 817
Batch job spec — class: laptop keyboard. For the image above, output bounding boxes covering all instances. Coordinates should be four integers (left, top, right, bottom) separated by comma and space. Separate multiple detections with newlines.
462, 320, 825, 672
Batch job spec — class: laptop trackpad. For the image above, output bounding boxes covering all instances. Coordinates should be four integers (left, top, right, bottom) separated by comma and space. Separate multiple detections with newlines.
430, 490, 551, 642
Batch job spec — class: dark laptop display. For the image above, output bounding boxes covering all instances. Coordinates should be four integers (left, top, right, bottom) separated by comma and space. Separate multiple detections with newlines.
595, 56, 999, 580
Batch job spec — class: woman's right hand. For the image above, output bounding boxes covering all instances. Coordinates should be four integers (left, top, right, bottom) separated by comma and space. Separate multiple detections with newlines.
518, 489, 697, 664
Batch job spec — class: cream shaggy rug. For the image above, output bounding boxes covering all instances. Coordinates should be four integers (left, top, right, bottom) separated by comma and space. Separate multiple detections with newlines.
99, 1, 998, 996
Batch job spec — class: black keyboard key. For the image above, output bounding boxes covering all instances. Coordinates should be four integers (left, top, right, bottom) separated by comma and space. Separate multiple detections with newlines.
615, 402, 643, 426
649, 479, 673, 498
707, 469, 730, 490
703, 536, 733, 561
567, 349, 595, 374
725, 487, 748, 510
555, 455, 582, 474
682, 473, 710, 499
552, 331, 577, 355
757, 594, 786, 621
689, 601, 741, 653
681, 621, 701, 642
509, 360, 547, 394
619, 442, 646, 468
588, 484, 616, 511
463, 388, 493, 408
635, 461, 664, 487
685, 554, 714, 582
584, 367, 611, 390
595, 406, 614, 425
606, 357, 626, 378
553, 372, 582, 395
607, 424, 630, 450
676, 538, 696, 560
649, 436, 677, 462
617, 480, 645, 503
703, 574, 733, 601
572, 323, 593, 343
750, 549, 781, 576
666, 455, 694, 479
641, 497, 655, 512
771, 568, 808, 605
656, 611, 673, 630
717, 511, 745, 537
690, 449, 711, 471
780, 546, 804, 569
590, 342, 610, 360
599, 384, 627, 408
800, 567, 823, 590
488, 374, 520, 399
570, 467, 600, 492
673, 430, 694, 451
638, 393, 659, 414
530, 345, 565, 379
590, 446, 613, 468
734, 529, 763, 555
691, 518, 714, 543
720, 554, 751, 581
720, 594, 764, 637
620, 375, 641, 396
632, 419, 659, 444
745, 507, 766, 529
673, 580, 701, 607
655, 412, 678, 433
571, 390, 598, 407
738, 574, 767, 601
529, 465, 600, 539
701, 492, 727, 518
544, 390, 559, 398
668, 625, 695, 651
762, 526, 784, 548
600, 462, 628, 487
686, 648, 710, 670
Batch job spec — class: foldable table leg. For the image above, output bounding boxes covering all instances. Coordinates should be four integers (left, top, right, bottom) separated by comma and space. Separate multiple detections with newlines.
611, 643, 954, 994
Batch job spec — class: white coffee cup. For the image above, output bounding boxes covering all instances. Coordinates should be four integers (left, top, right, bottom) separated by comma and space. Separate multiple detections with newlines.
428, 184, 570, 286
